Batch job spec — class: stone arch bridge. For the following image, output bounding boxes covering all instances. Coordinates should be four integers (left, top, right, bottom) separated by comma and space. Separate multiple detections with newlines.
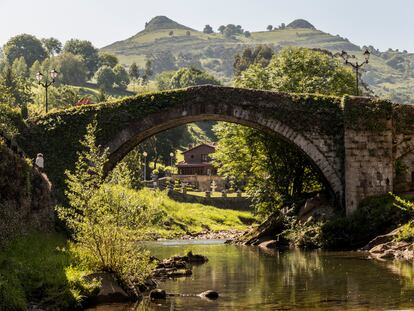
20, 86, 414, 215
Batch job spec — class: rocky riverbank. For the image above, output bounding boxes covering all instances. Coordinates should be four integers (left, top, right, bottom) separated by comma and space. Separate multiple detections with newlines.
177, 228, 246, 240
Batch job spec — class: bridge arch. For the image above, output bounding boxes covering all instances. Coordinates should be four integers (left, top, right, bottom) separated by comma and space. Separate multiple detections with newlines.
22, 85, 346, 207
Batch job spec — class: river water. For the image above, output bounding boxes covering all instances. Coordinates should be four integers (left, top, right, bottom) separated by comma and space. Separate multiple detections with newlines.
87, 240, 414, 311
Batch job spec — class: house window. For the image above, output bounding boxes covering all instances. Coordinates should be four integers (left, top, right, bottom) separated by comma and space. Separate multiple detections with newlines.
201, 154, 209, 162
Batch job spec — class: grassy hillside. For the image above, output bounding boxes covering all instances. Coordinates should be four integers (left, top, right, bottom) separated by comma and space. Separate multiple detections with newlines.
102, 16, 414, 103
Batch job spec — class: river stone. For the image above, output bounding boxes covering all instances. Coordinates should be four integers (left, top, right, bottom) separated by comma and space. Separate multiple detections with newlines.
199, 290, 219, 300
150, 289, 167, 299
84, 272, 131, 304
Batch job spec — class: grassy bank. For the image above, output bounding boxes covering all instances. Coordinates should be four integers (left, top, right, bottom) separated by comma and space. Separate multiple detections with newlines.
112, 187, 257, 239
0, 233, 97, 311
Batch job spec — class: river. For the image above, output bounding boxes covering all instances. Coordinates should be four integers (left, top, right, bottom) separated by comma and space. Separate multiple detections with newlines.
87, 240, 414, 310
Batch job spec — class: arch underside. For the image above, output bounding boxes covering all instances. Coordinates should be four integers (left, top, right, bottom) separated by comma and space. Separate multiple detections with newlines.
105, 103, 344, 205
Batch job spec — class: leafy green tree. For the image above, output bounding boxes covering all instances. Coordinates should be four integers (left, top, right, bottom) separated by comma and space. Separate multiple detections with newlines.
267, 25, 273, 31
169, 67, 220, 89
3, 34, 47, 67
1, 67, 33, 108
41, 37, 62, 56
113, 64, 130, 89
95, 65, 115, 90
63, 39, 99, 78
203, 25, 214, 34
218, 25, 226, 34
11, 57, 28, 78
169, 31, 174, 37
57, 121, 154, 289
55, 52, 88, 85
244, 31, 251, 38
148, 51, 176, 74
128, 62, 140, 80
233, 45, 274, 76
29, 60, 41, 80
142, 59, 153, 83
214, 47, 355, 215
98, 52, 118, 68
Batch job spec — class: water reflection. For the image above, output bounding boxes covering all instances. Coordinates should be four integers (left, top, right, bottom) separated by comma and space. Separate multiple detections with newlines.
87, 241, 414, 311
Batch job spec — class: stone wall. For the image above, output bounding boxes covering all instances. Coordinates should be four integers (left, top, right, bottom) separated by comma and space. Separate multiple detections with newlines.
0, 140, 54, 246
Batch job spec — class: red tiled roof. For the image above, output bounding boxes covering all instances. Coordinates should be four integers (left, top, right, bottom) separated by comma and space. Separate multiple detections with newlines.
75, 97, 94, 106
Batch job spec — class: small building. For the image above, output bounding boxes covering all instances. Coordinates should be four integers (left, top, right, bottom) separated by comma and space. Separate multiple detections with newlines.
176, 143, 217, 176
173, 143, 224, 192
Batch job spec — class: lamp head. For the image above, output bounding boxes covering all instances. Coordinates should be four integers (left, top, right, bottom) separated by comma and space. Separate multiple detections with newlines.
143, 151, 148, 157
363, 49, 371, 63
50, 69, 58, 80
35, 72, 43, 82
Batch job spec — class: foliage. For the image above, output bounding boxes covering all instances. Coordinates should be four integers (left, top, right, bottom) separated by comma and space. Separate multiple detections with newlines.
63, 39, 99, 78
128, 62, 140, 80
98, 52, 118, 68
33, 84, 81, 110
113, 64, 130, 89
157, 67, 220, 90
0, 233, 99, 311
233, 45, 275, 76
321, 194, 412, 249
41, 37, 62, 57
214, 47, 354, 216
57, 121, 154, 288
55, 52, 88, 85
147, 51, 176, 75
95, 65, 116, 90
283, 216, 324, 248
1, 66, 33, 108
0, 104, 22, 137
11, 57, 28, 78
3, 34, 47, 67
203, 25, 213, 34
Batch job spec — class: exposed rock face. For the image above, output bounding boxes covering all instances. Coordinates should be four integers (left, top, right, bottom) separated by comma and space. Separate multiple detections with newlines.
153, 252, 208, 279
199, 290, 219, 300
298, 193, 334, 221
369, 241, 414, 261
0, 143, 54, 246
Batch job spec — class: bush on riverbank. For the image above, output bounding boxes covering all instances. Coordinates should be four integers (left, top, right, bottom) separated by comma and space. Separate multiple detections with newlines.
321, 194, 412, 249
0, 232, 98, 311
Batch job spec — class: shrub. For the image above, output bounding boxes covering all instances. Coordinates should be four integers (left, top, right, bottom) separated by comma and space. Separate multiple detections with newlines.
321, 194, 412, 249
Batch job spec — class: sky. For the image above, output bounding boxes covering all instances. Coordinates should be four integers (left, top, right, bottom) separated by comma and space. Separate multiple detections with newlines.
0, 0, 413, 51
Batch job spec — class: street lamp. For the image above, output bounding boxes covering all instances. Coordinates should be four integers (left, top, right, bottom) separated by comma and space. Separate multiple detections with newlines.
338, 49, 370, 96
169, 152, 174, 167
36, 69, 58, 113
142, 151, 148, 181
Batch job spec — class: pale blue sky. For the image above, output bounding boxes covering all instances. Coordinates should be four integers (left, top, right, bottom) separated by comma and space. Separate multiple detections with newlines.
0, 0, 412, 51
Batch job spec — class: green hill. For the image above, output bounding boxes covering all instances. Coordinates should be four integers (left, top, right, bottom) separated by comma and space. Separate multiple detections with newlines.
102, 16, 414, 103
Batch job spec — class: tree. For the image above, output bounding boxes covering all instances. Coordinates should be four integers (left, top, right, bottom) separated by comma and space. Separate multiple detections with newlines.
147, 51, 176, 75
41, 37, 62, 56
95, 66, 116, 90
113, 64, 130, 89
169, 67, 220, 89
57, 121, 154, 288
214, 47, 355, 215
233, 45, 274, 76
267, 25, 273, 31
30, 60, 42, 80
244, 31, 251, 38
128, 62, 140, 80
63, 39, 99, 78
98, 52, 118, 68
1, 67, 33, 108
55, 52, 88, 85
186, 31, 191, 36
169, 31, 174, 37
142, 60, 153, 84
218, 25, 226, 34
11, 57, 28, 78
3, 34, 47, 67
203, 25, 214, 34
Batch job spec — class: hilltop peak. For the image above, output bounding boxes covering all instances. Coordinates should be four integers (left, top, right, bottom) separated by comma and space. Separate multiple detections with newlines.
143, 16, 194, 32
287, 19, 315, 29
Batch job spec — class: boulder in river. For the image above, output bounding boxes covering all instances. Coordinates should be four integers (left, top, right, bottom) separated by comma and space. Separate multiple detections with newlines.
84, 272, 132, 304
199, 290, 219, 300
150, 289, 167, 300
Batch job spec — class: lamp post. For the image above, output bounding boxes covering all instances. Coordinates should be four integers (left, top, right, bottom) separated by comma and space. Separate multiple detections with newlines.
142, 151, 148, 181
338, 49, 370, 96
36, 69, 58, 113
169, 152, 174, 167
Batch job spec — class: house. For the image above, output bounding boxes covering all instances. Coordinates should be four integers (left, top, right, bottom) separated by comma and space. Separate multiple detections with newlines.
176, 143, 217, 176
173, 143, 224, 191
